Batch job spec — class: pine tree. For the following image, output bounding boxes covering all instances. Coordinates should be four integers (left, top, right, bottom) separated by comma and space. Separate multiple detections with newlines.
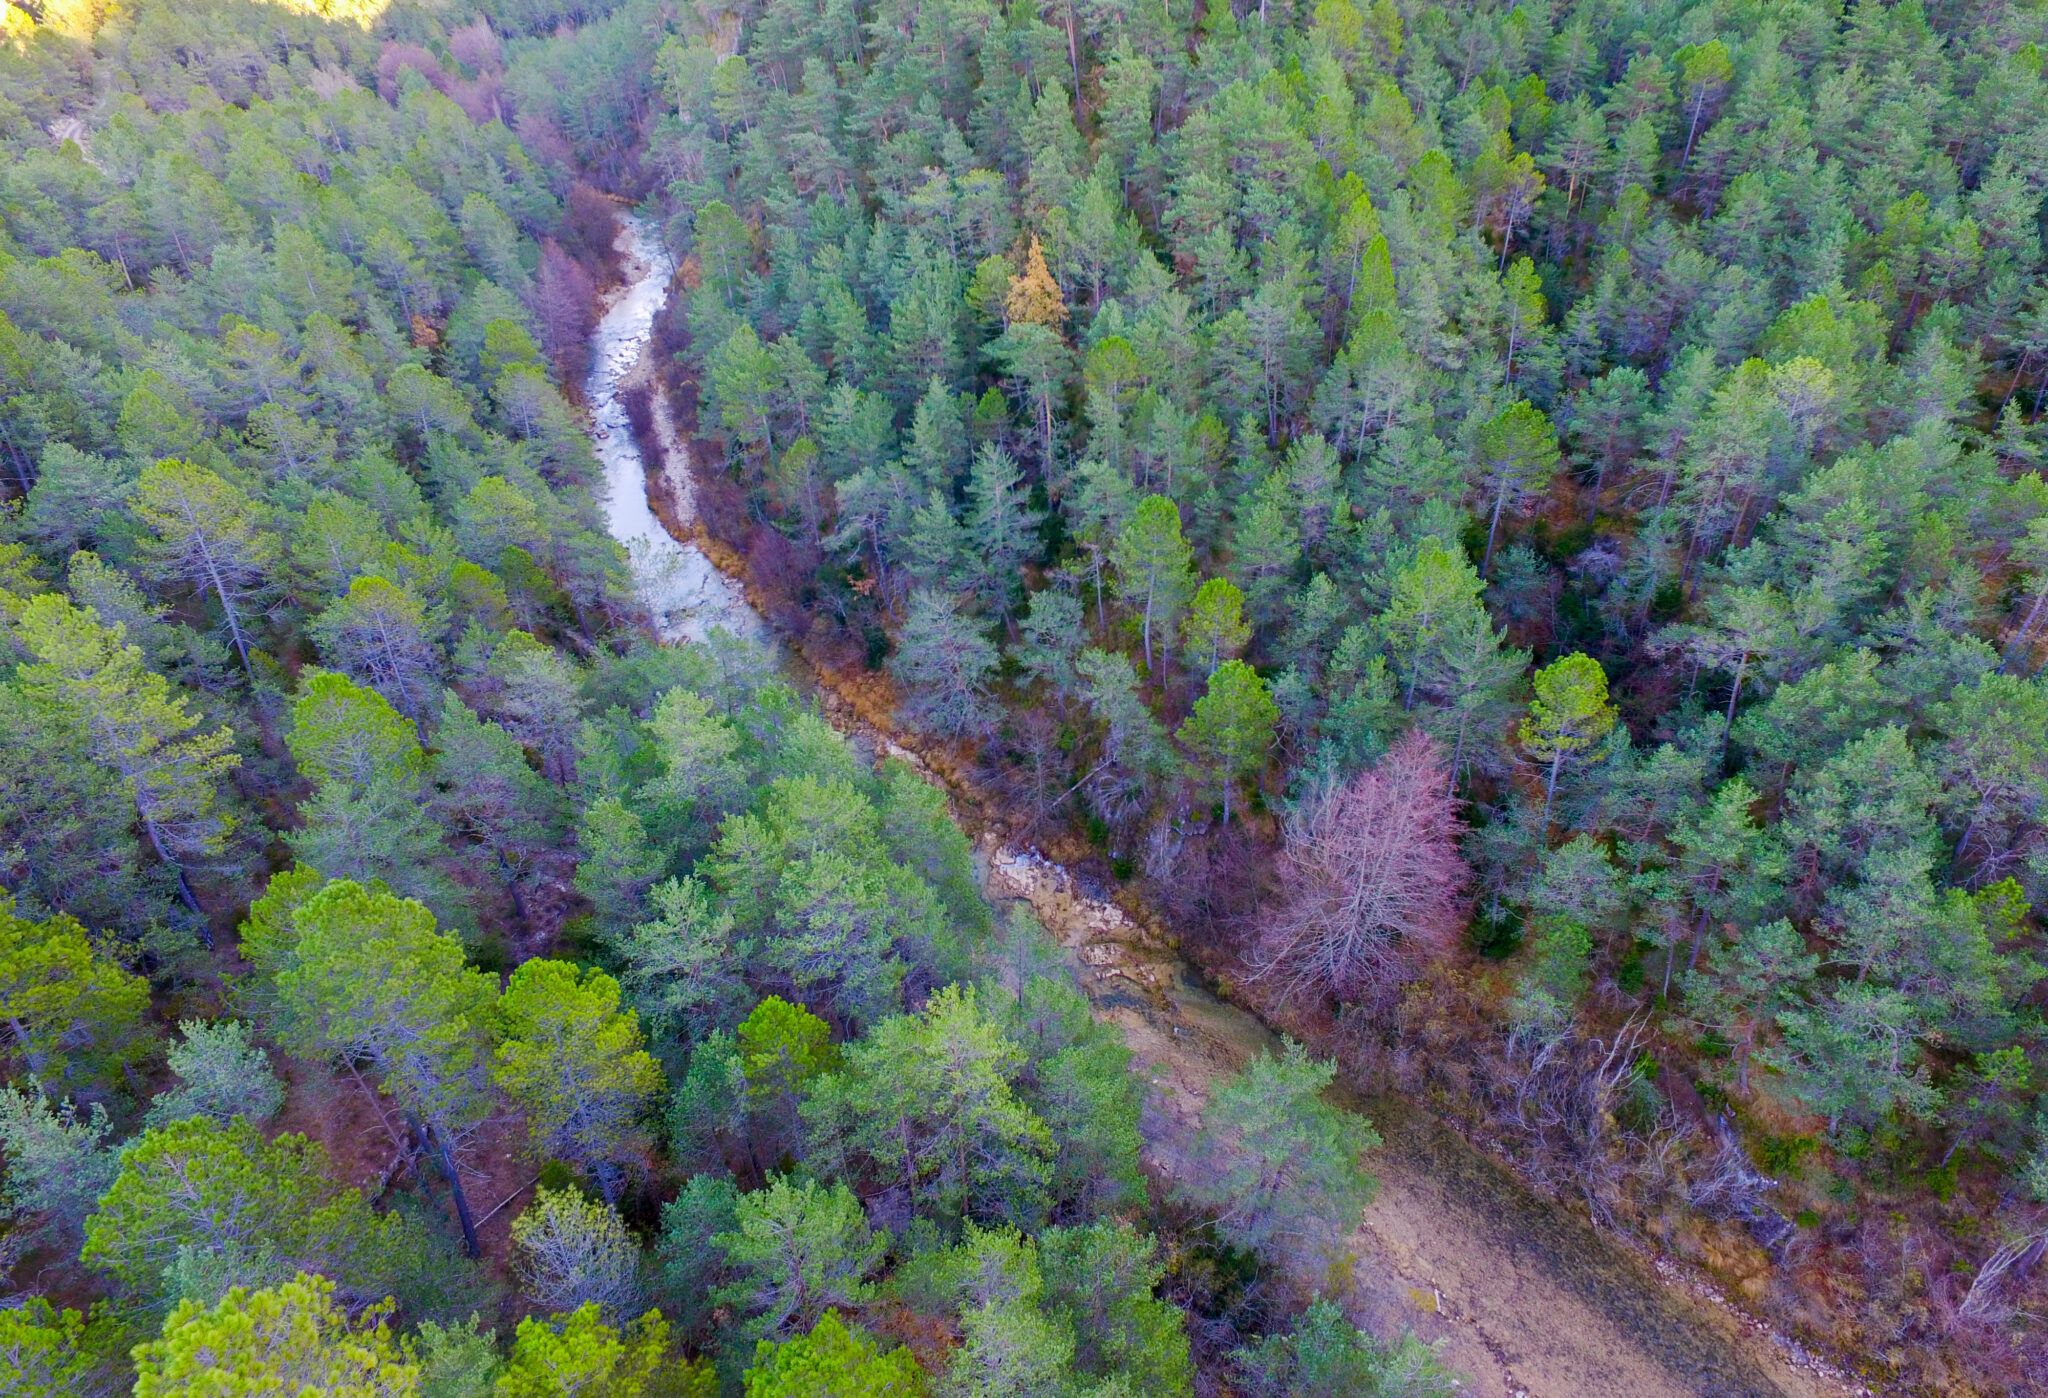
493, 960, 664, 1194
132, 1275, 417, 1398
889, 590, 1000, 739
1471, 401, 1559, 574
130, 459, 277, 684
310, 575, 443, 725
574, 797, 666, 939
272, 881, 496, 1255
959, 443, 1042, 619
285, 672, 451, 910
12, 594, 239, 904
144, 1019, 284, 1128
802, 985, 1054, 1229
81, 1116, 386, 1300
495, 1306, 688, 1398
713, 1175, 888, 1342
1185, 1041, 1378, 1254
1177, 659, 1279, 824
1111, 494, 1195, 672
1519, 653, 1618, 826
1182, 576, 1252, 675
743, 1311, 927, 1397
0, 895, 152, 1094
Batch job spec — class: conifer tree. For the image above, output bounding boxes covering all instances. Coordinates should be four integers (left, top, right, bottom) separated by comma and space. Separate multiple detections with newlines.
1177, 660, 1279, 824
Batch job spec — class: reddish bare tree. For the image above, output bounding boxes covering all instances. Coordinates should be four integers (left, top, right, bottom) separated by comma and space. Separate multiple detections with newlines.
1253, 730, 1469, 1007
561, 183, 625, 278
375, 44, 449, 102
532, 239, 597, 377
448, 18, 505, 75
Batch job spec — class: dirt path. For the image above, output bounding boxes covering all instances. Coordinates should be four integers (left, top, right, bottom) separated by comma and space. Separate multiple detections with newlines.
591, 212, 1869, 1398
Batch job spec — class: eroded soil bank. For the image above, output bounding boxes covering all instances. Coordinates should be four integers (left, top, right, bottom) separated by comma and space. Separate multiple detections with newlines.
589, 212, 1867, 1398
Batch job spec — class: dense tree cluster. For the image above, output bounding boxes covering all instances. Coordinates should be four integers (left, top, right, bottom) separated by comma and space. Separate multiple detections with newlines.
617, 0, 2048, 1380
15, 0, 2048, 1384
0, 5, 1426, 1393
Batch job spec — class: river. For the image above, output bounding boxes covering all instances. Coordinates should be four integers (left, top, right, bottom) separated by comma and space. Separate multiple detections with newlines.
587, 212, 1866, 1398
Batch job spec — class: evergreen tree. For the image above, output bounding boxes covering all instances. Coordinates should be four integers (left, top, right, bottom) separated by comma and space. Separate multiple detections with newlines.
272, 881, 496, 1256
890, 590, 1000, 739
129, 459, 278, 684
1518, 653, 1618, 825
803, 985, 1054, 1229
713, 1175, 887, 1343
1110, 494, 1196, 672
1183, 1040, 1377, 1254
1177, 659, 1279, 824
1470, 401, 1559, 574
494, 961, 663, 1194
743, 1311, 927, 1397
11, 594, 239, 904
132, 1275, 417, 1398
0, 896, 152, 1094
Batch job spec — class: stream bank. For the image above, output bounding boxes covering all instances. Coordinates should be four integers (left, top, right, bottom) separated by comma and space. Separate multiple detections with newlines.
587, 211, 1866, 1398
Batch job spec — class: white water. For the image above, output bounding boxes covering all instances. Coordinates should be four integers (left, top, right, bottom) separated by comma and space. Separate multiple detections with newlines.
587, 216, 762, 643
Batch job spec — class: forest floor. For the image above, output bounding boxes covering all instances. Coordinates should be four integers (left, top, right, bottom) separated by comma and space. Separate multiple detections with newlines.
603, 213, 1871, 1398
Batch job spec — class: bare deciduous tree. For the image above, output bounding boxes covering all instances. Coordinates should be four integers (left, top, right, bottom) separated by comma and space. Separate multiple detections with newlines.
1253, 731, 1468, 1007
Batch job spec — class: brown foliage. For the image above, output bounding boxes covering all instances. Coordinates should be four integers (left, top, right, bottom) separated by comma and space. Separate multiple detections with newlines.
1004, 234, 1067, 327
449, 75, 504, 127
448, 18, 504, 75
1252, 730, 1469, 1008
560, 182, 624, 280
374, 43, 448, 102
532, 239, 596, 377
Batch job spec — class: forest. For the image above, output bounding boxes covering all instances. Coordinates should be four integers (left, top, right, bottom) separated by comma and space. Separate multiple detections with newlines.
4, 0, 2048, 1391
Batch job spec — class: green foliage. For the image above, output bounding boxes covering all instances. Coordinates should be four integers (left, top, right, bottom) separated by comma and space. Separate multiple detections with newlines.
1177, 659, 1279, 824
737, 996, 838, 1108
1039, 1220, 1194, 1394
1234, 1296, 1457, 1398
0, 1296, 120, 1397
272, 881, 497, 1136
10, 592, 240, 889
0, 1083, 118, 1247
803, 985, 1054, 1230
1182, 576, 1252, 675
132, 1274, 417, 1398
573, 796, 665, 939
712, 1174, 887, 1343
145, 1019, 285, 1129
1111, 494, 1196, 672
493, 960, 663, 1184
80, 1116, 387, 1303
889, 590, 999, 740
404, 1317, 502, 1398
0, 893, 152, 1094
743, 1310, 926, 1396
285, 672, 454, 910
494, 1306, 686, 1398
653, 1172, 741, 1337
1518, 653, 1617, 820
1184, 1040, 1378, 1255
16, 0, 2048, 1384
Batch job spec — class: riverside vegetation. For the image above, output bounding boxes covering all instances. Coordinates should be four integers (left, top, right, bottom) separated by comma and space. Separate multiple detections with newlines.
3, 0, 2048, 1393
